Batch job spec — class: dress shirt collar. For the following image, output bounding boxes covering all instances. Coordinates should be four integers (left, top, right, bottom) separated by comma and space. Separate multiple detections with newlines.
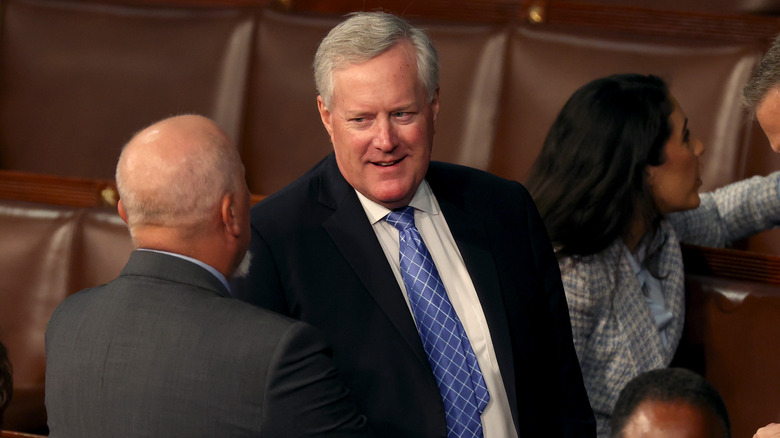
355, 179, 439, 224
622, 242, 674, 346
137, 248, 231, 295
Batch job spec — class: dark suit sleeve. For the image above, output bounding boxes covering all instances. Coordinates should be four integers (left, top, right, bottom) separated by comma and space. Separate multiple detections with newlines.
262, 320, 372, 437
524, 188, 597, 437
231, 223, 289, 315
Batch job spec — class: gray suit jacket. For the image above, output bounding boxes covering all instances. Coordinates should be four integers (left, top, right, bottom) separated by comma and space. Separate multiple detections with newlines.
45, 250, 369, 437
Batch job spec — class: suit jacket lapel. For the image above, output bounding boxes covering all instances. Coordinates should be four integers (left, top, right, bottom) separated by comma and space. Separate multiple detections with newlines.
317, 155, 429, 366
426, 166, 517, 409
656, 221, 686, 363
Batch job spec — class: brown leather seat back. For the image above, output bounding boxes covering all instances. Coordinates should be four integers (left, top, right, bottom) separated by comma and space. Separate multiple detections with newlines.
423, 22, 508, 172
69, 207, 133, 294
240, 11, 510, 194
240, 9, 338, 195
0, 201, 77, 432
491, 24, 762, 189
0, 200, 132, 433
0, 0, 253, 180
685, 274, 780, 438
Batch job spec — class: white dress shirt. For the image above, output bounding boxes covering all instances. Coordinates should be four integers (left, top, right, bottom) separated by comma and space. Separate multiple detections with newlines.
356, 180, 517, 438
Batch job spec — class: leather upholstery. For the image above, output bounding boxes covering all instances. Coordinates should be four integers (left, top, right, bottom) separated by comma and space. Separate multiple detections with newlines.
1, 0, 780, 435
0, 0, 253, 180
0, 1, 770, 200
682, 274, 780, 438
0, 201, 132, 433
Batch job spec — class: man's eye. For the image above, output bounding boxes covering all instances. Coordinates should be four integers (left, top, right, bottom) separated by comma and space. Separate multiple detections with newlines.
349, 117, 373, 126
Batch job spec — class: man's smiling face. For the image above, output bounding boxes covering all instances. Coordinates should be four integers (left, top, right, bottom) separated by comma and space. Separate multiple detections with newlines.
317, 40, 439, 209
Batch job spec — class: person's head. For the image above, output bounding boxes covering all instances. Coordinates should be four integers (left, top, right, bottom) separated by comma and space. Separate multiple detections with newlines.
314, 12, 440, 209
115, 114, 251, 278
743, 34, 780, 152
0, 341, 12, 429
526, 73, 704, 257
611, 368, 730, 438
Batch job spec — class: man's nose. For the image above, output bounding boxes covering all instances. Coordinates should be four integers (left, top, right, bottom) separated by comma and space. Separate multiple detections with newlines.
374, 117, 397, 151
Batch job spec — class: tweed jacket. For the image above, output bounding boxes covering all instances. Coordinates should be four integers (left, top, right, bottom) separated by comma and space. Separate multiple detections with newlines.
559, 172, 780, 437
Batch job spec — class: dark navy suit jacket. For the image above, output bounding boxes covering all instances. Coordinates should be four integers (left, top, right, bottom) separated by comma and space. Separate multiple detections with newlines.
232, 154, 596, 437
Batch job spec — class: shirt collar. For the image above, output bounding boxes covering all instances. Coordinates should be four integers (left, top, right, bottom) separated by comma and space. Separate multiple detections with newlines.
355, 180, 439, 224
623, 244, 643, 277
137, 248, 231, 295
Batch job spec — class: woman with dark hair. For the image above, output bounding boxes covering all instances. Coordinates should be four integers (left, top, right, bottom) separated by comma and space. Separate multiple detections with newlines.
527, 73, 780, 437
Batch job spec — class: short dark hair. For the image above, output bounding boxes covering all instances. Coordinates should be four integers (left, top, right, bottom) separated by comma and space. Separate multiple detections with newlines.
527, 73, 673, 257
0, 341, 12, 429
611, 368, 730, 438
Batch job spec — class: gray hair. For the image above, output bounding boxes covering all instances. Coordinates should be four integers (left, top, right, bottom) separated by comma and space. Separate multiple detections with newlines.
313, 11, 439, 109
743, 34, 780, 112
116, 116, 243, 233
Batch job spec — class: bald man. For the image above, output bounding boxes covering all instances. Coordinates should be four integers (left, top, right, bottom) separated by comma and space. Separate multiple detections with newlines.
44, 115, 369, 437
610, 368, 730, 438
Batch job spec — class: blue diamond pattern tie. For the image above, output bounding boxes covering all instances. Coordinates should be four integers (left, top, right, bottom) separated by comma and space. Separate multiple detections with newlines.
386, 206, 489, 438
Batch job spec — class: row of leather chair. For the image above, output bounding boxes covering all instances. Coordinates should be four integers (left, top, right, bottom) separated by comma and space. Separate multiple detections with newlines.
0, 0, 777, 222
2, 0, 780, 435
2, 175, 780, 437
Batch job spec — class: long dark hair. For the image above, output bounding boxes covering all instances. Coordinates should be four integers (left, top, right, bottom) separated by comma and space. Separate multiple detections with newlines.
526, 74, 673, 257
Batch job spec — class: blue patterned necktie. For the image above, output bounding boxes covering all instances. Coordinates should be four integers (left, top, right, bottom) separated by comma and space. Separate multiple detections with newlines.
385, 206, 490, 437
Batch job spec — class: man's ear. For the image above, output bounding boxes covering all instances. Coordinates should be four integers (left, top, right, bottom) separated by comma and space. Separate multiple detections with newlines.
221, 194, 241, 238
317, 95, 335, 141
117, 199, 129, 225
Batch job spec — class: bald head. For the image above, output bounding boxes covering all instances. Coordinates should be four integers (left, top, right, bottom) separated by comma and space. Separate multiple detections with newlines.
116, 115, 251, 278
611, 368, 730, 438
117, 115, 242, 233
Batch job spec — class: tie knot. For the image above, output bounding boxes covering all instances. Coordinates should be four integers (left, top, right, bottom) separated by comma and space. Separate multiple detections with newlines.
385, 206, 415, 231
